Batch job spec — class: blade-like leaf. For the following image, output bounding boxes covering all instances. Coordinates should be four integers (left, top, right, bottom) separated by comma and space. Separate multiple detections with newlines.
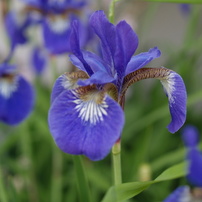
102, 162, 187, 202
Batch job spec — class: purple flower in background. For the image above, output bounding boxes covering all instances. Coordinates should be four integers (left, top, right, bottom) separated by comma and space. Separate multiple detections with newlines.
22, 0, 86, 14
21, 0, 49, 12
0, 63, 35, 125
182, 125, 202, 187
4, 11, 41, 62
179, 4, 191, 16
31, 46, 47, 75
164, 186, 192, 202
48, 10, 187, 161
4, 12, 31, 50
21, 0, 90, 54
164, 125, 202, 201
42, 14, 89, 54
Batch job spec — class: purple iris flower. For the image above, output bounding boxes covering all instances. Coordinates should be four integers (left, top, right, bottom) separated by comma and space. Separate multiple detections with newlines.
31, 46, 47, 75
182, 125, 202, 187
48, 10, 187, 161
0, 63, 35, 125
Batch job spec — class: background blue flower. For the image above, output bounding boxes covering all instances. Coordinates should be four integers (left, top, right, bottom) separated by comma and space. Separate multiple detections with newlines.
0, 63, 35, 125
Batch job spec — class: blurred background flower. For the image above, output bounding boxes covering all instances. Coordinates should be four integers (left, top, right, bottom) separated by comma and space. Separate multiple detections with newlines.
164, 125, 202, 202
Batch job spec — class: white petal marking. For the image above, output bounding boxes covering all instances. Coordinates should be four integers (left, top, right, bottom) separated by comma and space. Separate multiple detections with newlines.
48, 17, 69, 33
160, 72, 176, 104
179, 186, 192, 202
73, 91, 108, 125
61, 74, 78, 90
0, 78, 18, 99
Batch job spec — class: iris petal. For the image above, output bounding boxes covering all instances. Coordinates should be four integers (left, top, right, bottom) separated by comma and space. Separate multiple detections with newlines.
31, 46, 47, 75
70, 51, 111, 75
0, 76, 35, 125
51, 74, 74, 104
90, 10, 117, 67
78, 71, 115, 86
21, 0, 48, 10
48, 88, 124, 161
70, 21, 93, 76
42, 18, 71, 54
51, 71, 88, 103
160, 71, 187, 133
115, 20, 139, 78
163, 186, 191, 202
126, 47, 161, 75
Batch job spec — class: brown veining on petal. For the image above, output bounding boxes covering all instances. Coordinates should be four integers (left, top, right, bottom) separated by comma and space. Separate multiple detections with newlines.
73, 85, 109, 124
121, 67, 171, 98
63, 70, 88, 89
24, 6, 82, 16
0, 74, 16, 82
60, 71, 89, 91
65, 70, 89, 81
0, 73, 18, 98
75, 85, 105, 105
103, 83, 118, 102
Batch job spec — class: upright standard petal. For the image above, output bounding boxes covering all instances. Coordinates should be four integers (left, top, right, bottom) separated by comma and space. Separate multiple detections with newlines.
115, 20, 138, 79
125, 47, 161, 75
89, 10, 117, 67
70, 21, 93, 76
70, 51, 112, 76
0, 76, 35, 125
163, 186, 192, 202
48, 86, 124, 161
160, 70, 187, 133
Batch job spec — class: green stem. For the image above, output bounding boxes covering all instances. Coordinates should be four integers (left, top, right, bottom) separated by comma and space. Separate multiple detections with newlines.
109, 0, 115, 23
112, 141, 122, 185
108, 0, 123, 185
109, 0, 121, 23
73, 156, 91, 202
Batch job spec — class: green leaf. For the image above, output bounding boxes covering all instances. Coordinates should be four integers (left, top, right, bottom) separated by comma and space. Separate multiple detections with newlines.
141, 0, 202, 3
102, 162, 187, 202
154, 162, 187, 181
